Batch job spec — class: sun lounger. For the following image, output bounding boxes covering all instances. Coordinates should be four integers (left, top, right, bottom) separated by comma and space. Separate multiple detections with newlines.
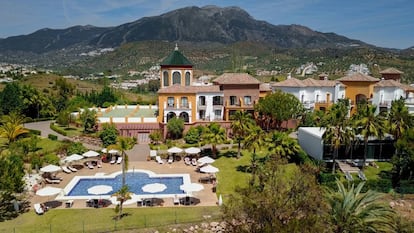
184, 157, 191, 166
116, 157, 122, 164
62, 166, 72, 174
87, 162, 94, 169
34, 203, 44, 215
168, 156, 173, 164
97, 161, 102, 168
110, 157, 116, 164
45, 178, 61, 184
358, 170, 367, 181
68, 166, 77, 172
155, 156, 164, 164
191, 158, 197, 166
345, 171, 353, 181
173, 195, 180, 205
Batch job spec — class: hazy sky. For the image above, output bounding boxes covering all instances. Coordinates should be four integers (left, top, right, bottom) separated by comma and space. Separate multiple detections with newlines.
0, 0, 413, 49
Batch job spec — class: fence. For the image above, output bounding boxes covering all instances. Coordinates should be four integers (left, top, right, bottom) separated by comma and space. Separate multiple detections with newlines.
0, 207, 222, 233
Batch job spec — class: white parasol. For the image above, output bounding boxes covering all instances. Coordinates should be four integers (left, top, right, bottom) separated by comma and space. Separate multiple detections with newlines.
167, 147, 183, 154
180, 183, 204, 193
40, 164, 62, 173
199, 164, 219, 174
82, 150, 100, 158
142, 183, 167, 193
87, 185, 113, 195
185, 147, 201, 155
63, 154, 84, 162
36, 186, 62, 197
110, 194, 140, 206
197, 156, 215, 165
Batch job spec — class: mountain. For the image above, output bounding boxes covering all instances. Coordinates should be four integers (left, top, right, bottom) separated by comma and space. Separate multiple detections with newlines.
0, 5, 370, 56
90, 5, 367, 49
0, 25, 108, 53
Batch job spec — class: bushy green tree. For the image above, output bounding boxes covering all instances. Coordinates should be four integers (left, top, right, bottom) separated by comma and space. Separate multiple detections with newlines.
0, 154, 25, 193
79, 108, 97, 133
167, 117, 184, 139
0, 82, 23, 115
255, 90, 304, 131
223, 159, 329, 233
149, 130, 163, 145
184, 126, 204, 144
66, 142, 87, 155
99, 123, 119, 147
231, 111, 255, 159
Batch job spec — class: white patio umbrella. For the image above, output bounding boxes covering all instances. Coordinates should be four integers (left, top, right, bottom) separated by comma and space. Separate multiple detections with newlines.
218, 194, 223, 206
197, 156, 215, 165
87, 185, 113, 195
167, 147, 183, 154
83, 150, 100, 158
142, 183, 167, 193
40, 164, 62, 173
36, 186, 62, 197
110, 194, 140, 206
185, 147, 201, 155
108, 149, 119, 155
180, 183, 204, 193
63, 154, 84, 162
200, 164, 219, 174
101, 148, 108, 153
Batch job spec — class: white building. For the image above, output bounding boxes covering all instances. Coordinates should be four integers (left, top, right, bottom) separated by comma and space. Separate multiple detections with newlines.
271, 76, 345, 110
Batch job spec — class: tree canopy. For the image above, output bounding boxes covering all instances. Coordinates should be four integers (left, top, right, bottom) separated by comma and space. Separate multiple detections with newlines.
255, 90, 304, 130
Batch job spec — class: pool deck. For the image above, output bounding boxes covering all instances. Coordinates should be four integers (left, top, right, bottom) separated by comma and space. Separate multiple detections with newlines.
29, 159, 219, 209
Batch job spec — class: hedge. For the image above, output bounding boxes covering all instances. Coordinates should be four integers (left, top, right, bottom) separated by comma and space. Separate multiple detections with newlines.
50, 122, 68, 136
48, 134, 58, 141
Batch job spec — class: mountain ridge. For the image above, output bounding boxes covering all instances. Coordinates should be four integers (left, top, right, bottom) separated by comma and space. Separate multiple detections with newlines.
0, 5, 373, 54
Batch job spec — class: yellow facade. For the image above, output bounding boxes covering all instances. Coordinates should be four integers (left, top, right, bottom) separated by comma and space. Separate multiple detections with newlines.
157, 93, 197, 123
341, 81, 376, 114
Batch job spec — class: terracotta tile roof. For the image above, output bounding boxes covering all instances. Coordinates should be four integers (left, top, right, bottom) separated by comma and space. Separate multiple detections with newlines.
213, 73, 260, 85
337, 73, 380, 82
375, 80, 414, 91
302, 78, 340, 87
158, 84, 221, 94
271, 77, 306, 87
380, 67, 404, 74
260, 83, 272, 91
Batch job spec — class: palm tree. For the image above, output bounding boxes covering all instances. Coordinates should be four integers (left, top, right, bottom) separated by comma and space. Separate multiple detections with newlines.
112, 185, 132, 219
202, 122, 227, 158
244, 125, 265, 154
388, 98, 412, 153
0, 112, 29, 145
110, 136, 135, 187
326, 180, 396, 233
265, 131, 301, 159
230, 111, 254, 159
354, 103, 386, 170
320, 100, 354, 173
388, 99, 414, 188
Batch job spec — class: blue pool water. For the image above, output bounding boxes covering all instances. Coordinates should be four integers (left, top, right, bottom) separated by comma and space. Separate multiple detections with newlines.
67, 172, 185, 196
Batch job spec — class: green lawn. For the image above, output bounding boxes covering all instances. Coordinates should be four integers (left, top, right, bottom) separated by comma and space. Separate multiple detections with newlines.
0, 207, 221, 233
37, 138, 64, 154
53, 124, 83, 137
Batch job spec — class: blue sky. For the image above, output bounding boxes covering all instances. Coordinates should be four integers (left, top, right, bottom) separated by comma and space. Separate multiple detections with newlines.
0, 0, 413, 49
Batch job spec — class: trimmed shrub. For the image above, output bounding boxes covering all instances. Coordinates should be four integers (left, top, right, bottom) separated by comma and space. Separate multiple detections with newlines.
48, 134, 58, 141
28, 129, 41, 135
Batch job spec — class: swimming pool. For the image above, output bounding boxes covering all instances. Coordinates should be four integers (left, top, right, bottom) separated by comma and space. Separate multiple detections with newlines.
57, 169, 191, 200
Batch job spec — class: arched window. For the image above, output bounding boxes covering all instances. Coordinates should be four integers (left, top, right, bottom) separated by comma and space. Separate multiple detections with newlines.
179, 112, 189, 123
185, 72, 191, 86
163, 71, 169, 87
166, 112, 176, 122
173, 71, 181, 85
